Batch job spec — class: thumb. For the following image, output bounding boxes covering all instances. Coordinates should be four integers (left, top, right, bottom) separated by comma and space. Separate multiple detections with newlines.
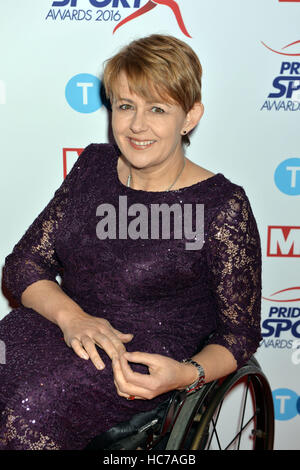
124, 351, 156, 366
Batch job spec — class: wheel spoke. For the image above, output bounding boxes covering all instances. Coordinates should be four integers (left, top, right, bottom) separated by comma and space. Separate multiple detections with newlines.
224, 411, 257, 450
237, 376, 251, 450
209, 418, 222, 449
206, 400, 224, 449
207, 377, 256, 450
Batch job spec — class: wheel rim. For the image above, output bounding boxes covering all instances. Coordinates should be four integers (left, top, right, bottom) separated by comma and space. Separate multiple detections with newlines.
186, 371, 274, 450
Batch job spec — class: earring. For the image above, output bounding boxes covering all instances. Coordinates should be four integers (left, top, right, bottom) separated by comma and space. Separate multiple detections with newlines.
182, 130, 187, 135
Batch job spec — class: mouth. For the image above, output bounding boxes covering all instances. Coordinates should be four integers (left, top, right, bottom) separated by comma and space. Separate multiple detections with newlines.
128, 138, 156, 150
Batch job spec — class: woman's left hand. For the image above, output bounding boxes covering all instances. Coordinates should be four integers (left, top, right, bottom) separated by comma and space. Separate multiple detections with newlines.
112, 351, 198, 400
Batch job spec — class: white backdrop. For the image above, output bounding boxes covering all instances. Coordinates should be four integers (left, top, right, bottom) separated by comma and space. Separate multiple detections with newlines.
1, 0, 299, 450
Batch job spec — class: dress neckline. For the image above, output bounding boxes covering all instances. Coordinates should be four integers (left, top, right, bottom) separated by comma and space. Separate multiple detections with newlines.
113, 151, 223, 195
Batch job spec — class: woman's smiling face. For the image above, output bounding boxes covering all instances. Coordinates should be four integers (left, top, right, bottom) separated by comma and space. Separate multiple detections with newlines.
111, 72, 188, 170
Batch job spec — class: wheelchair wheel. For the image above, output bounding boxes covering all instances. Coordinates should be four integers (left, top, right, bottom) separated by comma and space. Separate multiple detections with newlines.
165, 358, 274, 450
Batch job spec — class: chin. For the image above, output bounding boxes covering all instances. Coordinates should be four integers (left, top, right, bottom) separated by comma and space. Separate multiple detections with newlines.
120, 146, 158, 168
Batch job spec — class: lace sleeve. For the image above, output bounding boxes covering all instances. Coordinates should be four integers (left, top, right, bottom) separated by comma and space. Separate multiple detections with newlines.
205, 187, 262, 368
3, 145, 93, 304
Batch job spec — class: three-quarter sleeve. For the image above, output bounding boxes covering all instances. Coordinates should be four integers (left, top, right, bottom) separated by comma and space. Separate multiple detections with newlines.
205, 187, 262, 368
3, 145, 92, 304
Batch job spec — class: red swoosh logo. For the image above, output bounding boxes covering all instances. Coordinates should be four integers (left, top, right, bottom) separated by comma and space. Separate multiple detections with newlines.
262, 286, 300, 302
261, 40, 300, 56
113, 1, 156, 33
113, 0, 191, 38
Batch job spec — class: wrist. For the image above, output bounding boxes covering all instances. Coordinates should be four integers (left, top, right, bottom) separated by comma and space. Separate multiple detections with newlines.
177, 359, 206, 393
55, 306, 88, 330
178, 363, 199, 389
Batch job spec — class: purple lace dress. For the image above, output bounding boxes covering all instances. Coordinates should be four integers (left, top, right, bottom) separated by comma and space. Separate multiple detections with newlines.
0, 144, 262, 450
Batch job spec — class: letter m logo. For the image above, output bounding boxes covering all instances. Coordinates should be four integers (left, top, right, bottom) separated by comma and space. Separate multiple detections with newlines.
267, 226, 300, 257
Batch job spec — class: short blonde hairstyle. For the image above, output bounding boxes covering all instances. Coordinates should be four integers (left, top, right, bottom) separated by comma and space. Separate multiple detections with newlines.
102, 34, 202, 145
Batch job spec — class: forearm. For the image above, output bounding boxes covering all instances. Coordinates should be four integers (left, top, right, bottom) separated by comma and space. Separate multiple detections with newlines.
22, 280, 134, 369
21, 279, 86, 330
191, 344, 237, 384
176, 344, 237, 392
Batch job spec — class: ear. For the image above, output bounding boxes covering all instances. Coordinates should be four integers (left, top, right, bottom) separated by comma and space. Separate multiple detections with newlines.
181, 102, 204, 135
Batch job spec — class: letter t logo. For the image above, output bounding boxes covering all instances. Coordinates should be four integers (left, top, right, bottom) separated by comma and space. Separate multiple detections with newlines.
77, 82, 94, 105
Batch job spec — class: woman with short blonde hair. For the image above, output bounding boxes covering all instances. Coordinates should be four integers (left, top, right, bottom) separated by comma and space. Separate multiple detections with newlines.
0, 34, 261, 450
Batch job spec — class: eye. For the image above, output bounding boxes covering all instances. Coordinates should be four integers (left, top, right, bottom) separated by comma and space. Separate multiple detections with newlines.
119, 104, 133, 110
151, 106, 165, 114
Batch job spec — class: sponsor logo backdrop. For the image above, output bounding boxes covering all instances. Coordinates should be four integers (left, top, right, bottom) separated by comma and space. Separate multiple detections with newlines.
0, 0, 299, 449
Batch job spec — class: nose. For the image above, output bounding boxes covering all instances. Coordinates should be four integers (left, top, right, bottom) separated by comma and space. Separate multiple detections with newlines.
129, 109, 148, 133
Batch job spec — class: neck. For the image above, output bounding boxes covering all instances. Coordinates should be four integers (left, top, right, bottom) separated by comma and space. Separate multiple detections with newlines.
126, 156, 186, 192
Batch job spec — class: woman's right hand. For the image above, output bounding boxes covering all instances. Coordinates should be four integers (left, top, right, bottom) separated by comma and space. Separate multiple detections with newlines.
58, 311, 134, 370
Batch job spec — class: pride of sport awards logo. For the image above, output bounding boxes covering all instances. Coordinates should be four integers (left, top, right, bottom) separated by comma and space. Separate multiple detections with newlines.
46, 0, 191, 37
261, 40, 300, 111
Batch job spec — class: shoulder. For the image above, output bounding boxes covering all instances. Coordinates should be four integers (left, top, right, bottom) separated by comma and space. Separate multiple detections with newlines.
185, 171, 257, 232
206, 175, 260, 244
201, 172, 250, 208
215, 175, 253, 217
217, 175, 248, 205
77, 143, 118, 165
209, 175, 254, 222
183, 159, 247, 204
186, 171, 248, 208
67, 143, 118, 177
62, 143, 118, 193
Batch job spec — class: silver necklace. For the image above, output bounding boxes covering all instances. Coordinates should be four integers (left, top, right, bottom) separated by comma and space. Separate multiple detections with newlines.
126, 158, 186, 192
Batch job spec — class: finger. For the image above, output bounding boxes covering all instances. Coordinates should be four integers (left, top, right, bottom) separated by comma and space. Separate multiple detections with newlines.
70, 337, 89, 360
113, 378, 145, 401
93, 332, 122, 360
81, 336, 105, 370
112, 357, 152, 399
113, 359, 131, 398
113, 363, 148, 399
101, 331, 127, 356
123, 351, 159, 368
119, 354, 153, 389
111, 327, 134, 343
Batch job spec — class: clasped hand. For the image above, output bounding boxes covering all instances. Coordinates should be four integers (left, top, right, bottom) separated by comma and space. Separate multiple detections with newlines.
112, 352, 194, 400
60, 312, 196, 400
